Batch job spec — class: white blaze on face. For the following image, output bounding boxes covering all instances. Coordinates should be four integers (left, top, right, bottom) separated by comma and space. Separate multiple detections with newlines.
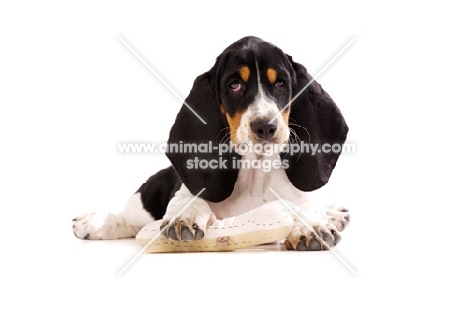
233, 59, 289, 146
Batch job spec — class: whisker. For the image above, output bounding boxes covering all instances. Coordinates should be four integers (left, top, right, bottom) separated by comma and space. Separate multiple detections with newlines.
288, 119, 311, 143
285, 127, 302, 161
217, 127, 230, 142
220, 132, 231, 145
217, 127, 236, 160
288, 127, 299, 144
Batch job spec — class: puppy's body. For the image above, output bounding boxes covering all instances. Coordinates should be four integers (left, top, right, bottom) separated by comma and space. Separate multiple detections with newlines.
72, 37, 350, 251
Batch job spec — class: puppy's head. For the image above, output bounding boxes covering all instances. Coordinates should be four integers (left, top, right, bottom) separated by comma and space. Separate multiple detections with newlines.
166, 36, 348, 202
216, 37, 294, 150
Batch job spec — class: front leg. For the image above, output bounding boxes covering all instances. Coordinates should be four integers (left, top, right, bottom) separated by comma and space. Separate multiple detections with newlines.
160, 185, 215, 241
284, 203, 346, 251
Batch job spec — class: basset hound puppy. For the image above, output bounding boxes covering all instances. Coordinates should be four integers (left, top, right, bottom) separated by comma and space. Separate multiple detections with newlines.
73, 36, 350, 251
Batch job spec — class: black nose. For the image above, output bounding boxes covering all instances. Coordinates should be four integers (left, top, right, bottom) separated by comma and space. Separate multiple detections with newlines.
250, 119, 277, 140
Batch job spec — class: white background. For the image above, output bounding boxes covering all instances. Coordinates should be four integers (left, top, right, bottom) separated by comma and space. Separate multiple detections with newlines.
1, 1, 467, 310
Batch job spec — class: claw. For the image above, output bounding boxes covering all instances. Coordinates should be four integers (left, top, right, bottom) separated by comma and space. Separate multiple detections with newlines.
193, 223, 204, 240
160, 222, 169, 238
296, 240, 307, 251
308, 237, 322, 251
283, 240, 294, 250
167, 226, 178, 240
331, 229, 341, 245
307, 231, 323, 250
321, 231, 334, 250
181, 226, 194, 241
296, 235, 308, 251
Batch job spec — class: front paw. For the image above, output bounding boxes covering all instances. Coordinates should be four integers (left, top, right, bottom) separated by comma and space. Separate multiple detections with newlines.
161, 219, 206, 241
159, 207, 214, 241
284, 223, 341, 251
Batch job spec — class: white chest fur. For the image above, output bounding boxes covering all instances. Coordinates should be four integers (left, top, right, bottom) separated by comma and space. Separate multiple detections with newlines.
209, 153, 310, 219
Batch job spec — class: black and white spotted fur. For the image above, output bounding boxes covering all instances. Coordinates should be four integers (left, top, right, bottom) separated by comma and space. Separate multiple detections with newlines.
72, 36, 350, 251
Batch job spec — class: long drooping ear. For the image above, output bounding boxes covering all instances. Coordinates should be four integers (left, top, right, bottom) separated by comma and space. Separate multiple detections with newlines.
165, 68, 239, 202
282, 55, 348, 192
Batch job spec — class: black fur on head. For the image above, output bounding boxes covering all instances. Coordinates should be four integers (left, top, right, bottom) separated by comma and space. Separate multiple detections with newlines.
166, 37, 348, 202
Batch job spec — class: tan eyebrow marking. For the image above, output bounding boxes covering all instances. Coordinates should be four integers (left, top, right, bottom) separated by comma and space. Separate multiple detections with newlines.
267, 68, 277, 84
239, 66, 250, 82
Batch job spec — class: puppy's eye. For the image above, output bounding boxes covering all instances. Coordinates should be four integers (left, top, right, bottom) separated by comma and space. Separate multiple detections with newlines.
274, 79, 285, 88
229, 80, 241, 93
